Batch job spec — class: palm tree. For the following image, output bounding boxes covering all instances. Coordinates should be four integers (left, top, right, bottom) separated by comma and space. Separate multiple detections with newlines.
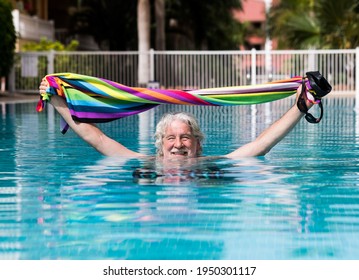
137, 0, 151, 86
137, 0, 166, 85
268, 0, 359, 49
316, 0, 359, 49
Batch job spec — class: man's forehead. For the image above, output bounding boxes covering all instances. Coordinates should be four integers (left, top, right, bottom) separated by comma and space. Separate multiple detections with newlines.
164, 124, 193, 135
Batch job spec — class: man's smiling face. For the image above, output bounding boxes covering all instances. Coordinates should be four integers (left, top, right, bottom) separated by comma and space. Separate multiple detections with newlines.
162, 119, 200, 159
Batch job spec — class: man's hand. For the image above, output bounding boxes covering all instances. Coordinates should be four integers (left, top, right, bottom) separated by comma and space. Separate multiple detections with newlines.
39, 78, 49, 94
295, 82, 315, 111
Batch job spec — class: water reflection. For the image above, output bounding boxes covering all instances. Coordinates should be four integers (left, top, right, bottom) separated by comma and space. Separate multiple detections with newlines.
31, 154, 359, 259
37, 156, 300, 259
73, 155, 288, 185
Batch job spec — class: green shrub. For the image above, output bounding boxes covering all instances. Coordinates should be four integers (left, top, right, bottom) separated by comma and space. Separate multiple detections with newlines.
0, 0, 16, 77
16, 39, 78, 91
22, 37, 79, 51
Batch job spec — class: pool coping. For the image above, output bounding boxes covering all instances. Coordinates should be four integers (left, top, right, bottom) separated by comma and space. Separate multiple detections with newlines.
0, 92, 38, 104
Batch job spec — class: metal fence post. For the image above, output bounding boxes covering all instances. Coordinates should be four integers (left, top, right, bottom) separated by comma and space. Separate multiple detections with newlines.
251, 48, 256, 85
307, 48, 316, 71
47, 50, 55, 74
149, 48, 155, 82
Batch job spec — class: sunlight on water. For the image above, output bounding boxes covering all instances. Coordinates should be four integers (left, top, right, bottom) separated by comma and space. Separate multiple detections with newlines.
0, 97, 359, 259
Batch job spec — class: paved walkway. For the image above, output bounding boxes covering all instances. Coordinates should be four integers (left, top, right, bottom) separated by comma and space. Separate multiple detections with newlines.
0, 92, 38, 103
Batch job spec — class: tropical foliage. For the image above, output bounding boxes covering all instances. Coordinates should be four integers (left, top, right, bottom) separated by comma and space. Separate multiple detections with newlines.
69, 0, 138, 50
166, 0, 243, 50
0, 0, 16, 77
268, 0, 359, 49
70, 0, 243, 50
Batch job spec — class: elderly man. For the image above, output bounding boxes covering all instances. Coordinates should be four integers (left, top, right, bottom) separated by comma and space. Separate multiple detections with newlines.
39, 80, 315, 159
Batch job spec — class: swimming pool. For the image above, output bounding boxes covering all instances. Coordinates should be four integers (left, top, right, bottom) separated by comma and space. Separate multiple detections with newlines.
0, 96, 358, 260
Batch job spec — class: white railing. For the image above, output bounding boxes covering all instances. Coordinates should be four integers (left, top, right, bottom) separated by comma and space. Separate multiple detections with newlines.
151, 49, 358, 93
10, 48, 358, 106
12, 9, 54, 42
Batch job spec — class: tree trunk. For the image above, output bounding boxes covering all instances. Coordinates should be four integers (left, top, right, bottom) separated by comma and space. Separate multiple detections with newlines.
1, 77, 5, 92
137, 0, 151, 86
155, 0, 165, 50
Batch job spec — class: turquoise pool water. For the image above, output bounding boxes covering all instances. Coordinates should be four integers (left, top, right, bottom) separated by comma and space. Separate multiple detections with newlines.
0, 97, 358, 260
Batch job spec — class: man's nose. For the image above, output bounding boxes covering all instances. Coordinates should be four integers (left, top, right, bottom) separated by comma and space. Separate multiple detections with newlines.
174, 138, 183, 148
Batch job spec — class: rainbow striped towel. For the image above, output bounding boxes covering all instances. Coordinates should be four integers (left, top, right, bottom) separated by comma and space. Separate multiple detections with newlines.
37, 73, 304, 133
